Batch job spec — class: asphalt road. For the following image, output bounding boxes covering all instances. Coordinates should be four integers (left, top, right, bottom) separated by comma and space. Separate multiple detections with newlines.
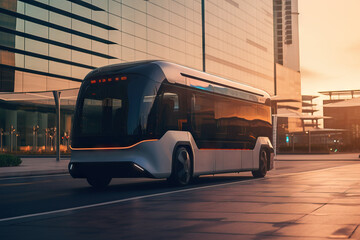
1, 160, 359, 240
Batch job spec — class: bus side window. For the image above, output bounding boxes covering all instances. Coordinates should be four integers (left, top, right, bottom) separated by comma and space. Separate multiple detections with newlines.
160, 92, 178, 133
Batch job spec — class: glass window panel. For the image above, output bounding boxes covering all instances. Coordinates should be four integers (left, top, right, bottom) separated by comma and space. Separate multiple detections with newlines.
71, 50, 91, 66
25, 4, 48, 21
169, 37, 185, 52
69, 81, 81, 88
25, 56, 49, 72
170, 13, 185, 29
91, 55, 108, 68
15, 53, 24, 68
25, 39, 48, 55
14, 71, 24, 92
71, 65, 90, 79
134, 23, 146, 39
71, 3, 91, 18
92, 40, 108, 55
109, 0, 121, 16
0, 50, 14, 66
0, 13, 16, 29
49, 0, 71, 11
49, 28, 71, 44
92, 10, 108, 25
122, 18, 135, 35
49, 12, 71, 28
134, 10, 146, 26
49, 44, 71, 61
108, 14, 121, 30
134, 37, 146, 52
169, 49, 186, 65
91, 0, 108, 11
109, 30, 122, 44
46, 76, 72, 90
17, 1, 25, 14
147, 3, 169, 22
134, 50, 146, 61
72, 35, 91, 50
122, 0, 146, 13
108, 44, 121, 59
72, 19, 91, 35
91, 25, 108, 39
0, 32, 15, 48
25, 21, 48, 38
49, 61, 71, 77
23, 72, 47, 91
122, 32, 134, 49
170, 1, 185, 16
121, 46, 134, 61
16, 18, 24, 32
169, 25, 185, 40
15, 36, 24, 50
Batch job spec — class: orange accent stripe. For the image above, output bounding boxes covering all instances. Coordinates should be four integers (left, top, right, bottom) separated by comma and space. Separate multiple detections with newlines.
70, 139, 159, 151
200, 148, 252, 151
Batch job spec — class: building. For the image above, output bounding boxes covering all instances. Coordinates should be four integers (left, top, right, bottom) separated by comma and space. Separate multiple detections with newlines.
0, 0, 300, 154
272, 0, 302, 152
1, 0, 274, 93
321, 90, 360, 151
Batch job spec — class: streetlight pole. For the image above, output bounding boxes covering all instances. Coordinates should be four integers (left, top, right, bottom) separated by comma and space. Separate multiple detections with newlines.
53, 91, 61, 162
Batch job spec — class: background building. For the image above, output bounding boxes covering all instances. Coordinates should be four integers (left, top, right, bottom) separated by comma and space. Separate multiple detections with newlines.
0, 0, 301, 154
272, 0, 303, 152
0, 0, 274, 94
321, 90, 360, 151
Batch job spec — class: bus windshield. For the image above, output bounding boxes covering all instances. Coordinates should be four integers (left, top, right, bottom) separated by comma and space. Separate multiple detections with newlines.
72, 74, 160, 148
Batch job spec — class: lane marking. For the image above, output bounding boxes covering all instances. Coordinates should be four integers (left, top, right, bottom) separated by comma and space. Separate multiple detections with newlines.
0, 163, 359, 223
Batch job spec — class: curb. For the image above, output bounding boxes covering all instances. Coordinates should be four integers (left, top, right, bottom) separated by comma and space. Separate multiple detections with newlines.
0, 169, 69, 179
275, 159, 360, 161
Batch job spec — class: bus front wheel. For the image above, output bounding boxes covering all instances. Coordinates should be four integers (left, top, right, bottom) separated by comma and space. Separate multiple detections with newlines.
252, 149, 268, 178
87, 176, 112, 189
168, 146, 192, 186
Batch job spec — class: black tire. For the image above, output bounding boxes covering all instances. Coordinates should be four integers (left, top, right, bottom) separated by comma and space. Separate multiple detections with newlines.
168, 146, 192, 186
252, 149, 268, 178
87, 176, 112, 189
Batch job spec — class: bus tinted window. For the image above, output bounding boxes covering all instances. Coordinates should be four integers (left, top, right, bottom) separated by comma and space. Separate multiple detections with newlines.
190, 89, 271, 149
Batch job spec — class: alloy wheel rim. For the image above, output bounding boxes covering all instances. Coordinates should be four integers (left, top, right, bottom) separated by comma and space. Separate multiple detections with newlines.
177, 149, 190, 184
260, 151, 267, 174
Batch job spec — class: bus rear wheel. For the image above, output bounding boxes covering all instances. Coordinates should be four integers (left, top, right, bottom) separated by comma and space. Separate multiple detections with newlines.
252, 149, 267, 178
87, 176, 112, 189
168, 146, 192, 186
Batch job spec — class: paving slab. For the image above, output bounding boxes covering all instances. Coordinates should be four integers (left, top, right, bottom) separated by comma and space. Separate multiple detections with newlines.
0, 158, 69, 178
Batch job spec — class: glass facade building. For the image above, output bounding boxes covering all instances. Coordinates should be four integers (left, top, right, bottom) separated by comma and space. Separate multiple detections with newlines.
0, 0, 275, 153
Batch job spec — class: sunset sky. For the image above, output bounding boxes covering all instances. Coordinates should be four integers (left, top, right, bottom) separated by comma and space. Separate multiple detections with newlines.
299, 0, 360, 96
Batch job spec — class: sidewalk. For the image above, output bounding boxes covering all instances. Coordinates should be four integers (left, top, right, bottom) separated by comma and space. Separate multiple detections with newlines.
0, 153, 359, 178
276, 153, 360, 161
0, 157, 69, 178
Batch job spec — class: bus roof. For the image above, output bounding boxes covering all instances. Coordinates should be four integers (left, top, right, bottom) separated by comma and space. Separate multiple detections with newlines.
86, 60, 271, 102
153, 61, 270, 99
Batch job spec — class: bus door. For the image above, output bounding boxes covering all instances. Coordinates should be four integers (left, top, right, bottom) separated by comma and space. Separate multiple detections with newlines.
158, 84, 189, 134
189, 91, 216, 173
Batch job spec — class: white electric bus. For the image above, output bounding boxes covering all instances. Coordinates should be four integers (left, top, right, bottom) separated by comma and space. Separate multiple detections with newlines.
69, 61, 274, 188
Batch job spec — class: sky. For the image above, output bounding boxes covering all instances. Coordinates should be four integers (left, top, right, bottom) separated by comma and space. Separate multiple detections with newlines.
298, 0, 360, 96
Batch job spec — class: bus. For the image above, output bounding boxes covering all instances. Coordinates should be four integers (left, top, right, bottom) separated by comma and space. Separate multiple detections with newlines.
69, 60, 274, 188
